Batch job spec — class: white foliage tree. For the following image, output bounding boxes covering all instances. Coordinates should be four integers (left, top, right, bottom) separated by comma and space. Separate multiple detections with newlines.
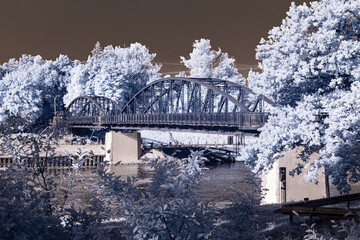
64, 42, 162, 107
241, 0, 360, 192
320, 82, 360, 192
63, 63, 89, 106
180, 39, 244, 84
0, 55, 74, 124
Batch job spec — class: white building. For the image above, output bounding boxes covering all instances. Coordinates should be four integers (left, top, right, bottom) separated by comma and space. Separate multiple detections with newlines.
261, 147, 360, 204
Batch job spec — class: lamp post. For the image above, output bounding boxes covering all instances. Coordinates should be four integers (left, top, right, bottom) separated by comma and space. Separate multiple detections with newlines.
53, 95, 60, 117
46, 95, 60, 124
46, 95, 60, 116
1, 105, 6, 126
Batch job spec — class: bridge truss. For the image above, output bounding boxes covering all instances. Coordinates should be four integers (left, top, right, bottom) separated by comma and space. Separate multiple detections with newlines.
64, 77, 273, 134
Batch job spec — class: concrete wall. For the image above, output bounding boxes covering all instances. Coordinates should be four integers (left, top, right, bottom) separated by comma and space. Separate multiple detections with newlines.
262, 160, 280, 204
0, 131, 147, 166
56, 144, 105, 156
0, 133, 105, 157
104, 131, 142, 164
261, 147, 328, 204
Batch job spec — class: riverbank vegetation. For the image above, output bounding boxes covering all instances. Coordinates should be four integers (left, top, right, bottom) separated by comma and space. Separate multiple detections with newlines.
0, 0, 359, 238
1, 134, 360, 239
0, 126, 264, 239
0, 123, 360, 239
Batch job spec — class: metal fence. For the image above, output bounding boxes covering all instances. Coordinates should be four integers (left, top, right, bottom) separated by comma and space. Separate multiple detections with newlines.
0, 155, 105, 168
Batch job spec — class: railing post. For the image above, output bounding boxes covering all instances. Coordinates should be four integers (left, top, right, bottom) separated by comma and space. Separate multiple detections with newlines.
239, 113, 243, 128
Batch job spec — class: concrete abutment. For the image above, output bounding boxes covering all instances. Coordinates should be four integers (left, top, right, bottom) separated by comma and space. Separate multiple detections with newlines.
104, 131, 142, 164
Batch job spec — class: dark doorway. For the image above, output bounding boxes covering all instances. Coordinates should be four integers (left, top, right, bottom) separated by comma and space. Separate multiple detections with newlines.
279, 167, 286, 203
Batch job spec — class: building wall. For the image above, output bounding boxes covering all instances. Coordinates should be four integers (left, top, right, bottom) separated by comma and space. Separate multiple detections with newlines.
261, 147, 327, 204
261, 160, 280, 204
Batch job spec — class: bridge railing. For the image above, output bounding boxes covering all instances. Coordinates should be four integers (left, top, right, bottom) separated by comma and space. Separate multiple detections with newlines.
108, 113, 268, 128
65, 112, 269, 130
64, 116, 100, 124
63, 112, 269, 130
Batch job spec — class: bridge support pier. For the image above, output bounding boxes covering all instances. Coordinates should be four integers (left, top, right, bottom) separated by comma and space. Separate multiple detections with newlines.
104, 131, 142, 164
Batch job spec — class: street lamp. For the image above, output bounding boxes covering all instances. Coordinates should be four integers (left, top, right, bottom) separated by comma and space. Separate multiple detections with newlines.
46, 95, 60, 125
46, 94, 60, 117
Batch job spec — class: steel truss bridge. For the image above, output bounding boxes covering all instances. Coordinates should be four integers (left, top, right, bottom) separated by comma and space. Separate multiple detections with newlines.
63, 77, 274, 134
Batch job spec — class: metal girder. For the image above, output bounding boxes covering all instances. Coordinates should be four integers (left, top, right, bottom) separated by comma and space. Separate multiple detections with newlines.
66, 96, 122, 117
122, 77, 255, 114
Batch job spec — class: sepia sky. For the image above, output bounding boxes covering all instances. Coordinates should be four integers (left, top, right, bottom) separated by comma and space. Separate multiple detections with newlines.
0, 0, 311, 67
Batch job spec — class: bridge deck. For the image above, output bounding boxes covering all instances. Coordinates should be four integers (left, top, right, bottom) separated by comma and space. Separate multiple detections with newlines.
64, 112, 269, 133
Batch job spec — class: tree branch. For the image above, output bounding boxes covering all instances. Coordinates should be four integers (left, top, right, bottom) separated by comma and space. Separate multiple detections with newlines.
161, 216, 176, 240
347, 10, 360, 22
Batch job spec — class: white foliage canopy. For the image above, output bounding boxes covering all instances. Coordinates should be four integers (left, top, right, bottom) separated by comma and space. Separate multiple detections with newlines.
64, 42, 162, 107
0, 55, 73, 123
180, 39, 244, 84
241, 0, 360, 192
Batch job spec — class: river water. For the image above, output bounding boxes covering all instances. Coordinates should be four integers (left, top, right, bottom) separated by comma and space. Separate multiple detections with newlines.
109, 161, 256, 203
49, 161, 256, 205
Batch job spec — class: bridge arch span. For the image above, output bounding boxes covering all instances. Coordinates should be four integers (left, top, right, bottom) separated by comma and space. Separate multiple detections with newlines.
66, 96, 122, 117
121, 77, 273, 115
63, 78, 273, 133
